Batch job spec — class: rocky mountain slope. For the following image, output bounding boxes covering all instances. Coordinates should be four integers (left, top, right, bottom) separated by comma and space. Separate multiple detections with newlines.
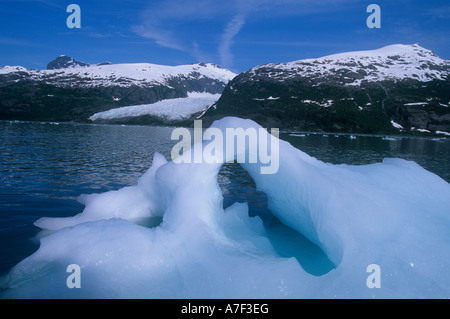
0, 57, 236, 122
202, 44, 450, 135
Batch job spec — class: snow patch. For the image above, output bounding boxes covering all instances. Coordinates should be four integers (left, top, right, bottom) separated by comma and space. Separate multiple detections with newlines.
404, 102, 428, 106
391, 120, 404, 130
411, 127, 431, 133
253, 96, 280, 101
436, 130, 450, 136
0, 66, 28, 74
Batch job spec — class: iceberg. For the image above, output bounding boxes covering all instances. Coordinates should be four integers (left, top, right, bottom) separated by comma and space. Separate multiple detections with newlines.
1, 117, 449, 298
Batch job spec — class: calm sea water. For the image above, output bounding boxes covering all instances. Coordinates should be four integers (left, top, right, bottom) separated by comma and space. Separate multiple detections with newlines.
1, 120, 449, 276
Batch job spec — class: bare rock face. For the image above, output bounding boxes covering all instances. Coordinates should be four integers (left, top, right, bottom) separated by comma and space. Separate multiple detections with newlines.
46, 55, 90, 70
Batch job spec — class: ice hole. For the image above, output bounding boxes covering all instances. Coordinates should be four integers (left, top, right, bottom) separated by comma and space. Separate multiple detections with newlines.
218, 163, 336, 276
135, 215, 163, 228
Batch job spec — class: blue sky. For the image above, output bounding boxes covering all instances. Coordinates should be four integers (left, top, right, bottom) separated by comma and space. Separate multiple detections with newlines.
0, 0, 449, 72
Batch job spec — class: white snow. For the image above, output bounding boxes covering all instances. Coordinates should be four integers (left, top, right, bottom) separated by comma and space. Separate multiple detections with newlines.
413, 128, 431, 133
404, 102, 428, 106
436, 131, 450, 136
89, 93, 220, 122
252, 96, 280, 101
301, 99, 333, 107
1, 117, 449, 299
391, 120, 404, 130
0, 65, 28, 74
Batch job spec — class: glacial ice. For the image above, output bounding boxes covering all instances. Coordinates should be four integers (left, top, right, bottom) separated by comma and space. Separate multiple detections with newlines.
1, 117, 450, 298
89, 92, 221, 122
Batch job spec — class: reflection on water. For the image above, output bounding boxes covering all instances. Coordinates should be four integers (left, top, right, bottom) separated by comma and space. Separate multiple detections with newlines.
0, 120, 449, 276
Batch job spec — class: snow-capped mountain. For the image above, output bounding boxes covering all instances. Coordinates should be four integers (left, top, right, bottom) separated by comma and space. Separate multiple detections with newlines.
0, 56, 236, 89
204, 44, 450, 135
0, 57, 236, 122
249, 44, 449, 85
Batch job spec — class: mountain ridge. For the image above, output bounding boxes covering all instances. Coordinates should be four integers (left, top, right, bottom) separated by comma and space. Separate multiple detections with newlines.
202, 44, 450, 135
248, 44, 449, 85
1, 45, 450, 135
1, 56, 236, 89
0, 56, 237, 123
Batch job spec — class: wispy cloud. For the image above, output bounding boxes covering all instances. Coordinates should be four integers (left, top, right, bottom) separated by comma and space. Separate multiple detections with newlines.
131, 0, 356, 68
131, 0, 232, 63
427, 5, 450, 20
215, 0, 344, 68
0, 36, 45, 48
131, 25, 186, 51
218, 14, 246, 68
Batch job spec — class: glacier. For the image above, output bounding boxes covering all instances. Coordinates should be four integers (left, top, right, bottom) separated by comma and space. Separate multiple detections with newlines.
89, 92, 221, 122
1, 117, 450, 298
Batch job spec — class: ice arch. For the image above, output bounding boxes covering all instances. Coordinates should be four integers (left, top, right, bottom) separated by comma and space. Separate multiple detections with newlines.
34, 117, 345, 266
2, 117, 450, 298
